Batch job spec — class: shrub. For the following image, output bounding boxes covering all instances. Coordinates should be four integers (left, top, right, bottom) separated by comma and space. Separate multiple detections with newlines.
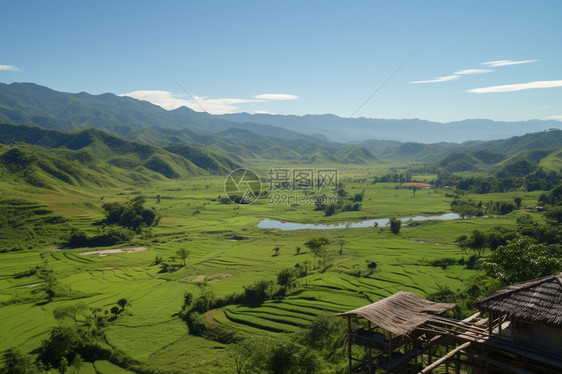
185, 312, 207, 336
102, 196, 159, 230
242, 280, 275, 304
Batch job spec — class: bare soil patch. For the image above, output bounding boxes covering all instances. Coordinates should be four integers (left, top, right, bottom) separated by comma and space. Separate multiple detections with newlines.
80, 247, 148, 256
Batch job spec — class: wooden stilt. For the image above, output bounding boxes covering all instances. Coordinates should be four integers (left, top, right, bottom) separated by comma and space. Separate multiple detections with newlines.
347, 317, 352, 374
367, 321, 372, 374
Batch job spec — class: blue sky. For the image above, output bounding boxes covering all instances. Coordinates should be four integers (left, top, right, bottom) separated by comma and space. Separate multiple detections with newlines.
1, 0, 561, 122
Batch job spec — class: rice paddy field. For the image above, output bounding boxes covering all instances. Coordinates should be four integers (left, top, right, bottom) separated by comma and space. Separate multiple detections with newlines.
0, 162, 544, 372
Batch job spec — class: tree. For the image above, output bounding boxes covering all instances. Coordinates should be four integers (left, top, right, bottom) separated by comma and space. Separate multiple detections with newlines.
117, 298, 129, 311
266, 340, 324, 374
176, 248, 190, 266
367, 261, 377, 274
389, 217, 401, 234
53, 302, 88, 329
304, 237, 330, 269
277, 268, 298, 293
110, 306, 120, 317
80, 308, 107, 345
37, 264, 57, 301
190, 289, 216, 314
302, 260, 310, 288
59, 356, 68, 374
0, 348, 40, 374
227, 340, 255, 374
295, 246, 301, 255
70, 354, 83, 374
482, 235, 560, 285
40, 326, 79, 367
324, 204, 336, 216
243, 280, 275, 304
337, 240, 344, 255
469, 229, 487, 257
545, 206, 562, 225
452, 204, 480, 218
455, 234, 469, 255
182, 292, 194, 311
514, 196, 522, 209
273, 247, 280, 256
102, 196, 159, 231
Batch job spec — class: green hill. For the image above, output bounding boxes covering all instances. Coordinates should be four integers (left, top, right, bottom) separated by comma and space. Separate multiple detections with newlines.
494, 149, 562, 178
438, 152, 486, 172
470, 150, 506, 165
467, 129, 562, 156
539, 149, 562, 172
165, 144, 241, 175
331, 146, 378, 164
0, 124, 246, 187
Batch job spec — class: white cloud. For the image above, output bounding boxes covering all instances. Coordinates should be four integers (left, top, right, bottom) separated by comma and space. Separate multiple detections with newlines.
454, 69, 492, 75
253, 93, 298, 101
410, 75, 460, 84
481, 59, 539, 67
0, 65, 20, 71
467, 80, 562, 93
121, 90, 298, 114
121, 90, 190, 110
546, 115, 562, 121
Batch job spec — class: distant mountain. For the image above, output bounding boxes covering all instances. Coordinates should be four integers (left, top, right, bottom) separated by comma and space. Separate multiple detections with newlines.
0, 83, 377, 163
360, 129, 562, 163
0, 82, 220, 133
220, 113, 562, 143
1, 82, 560, 166
2, 83, 561, 147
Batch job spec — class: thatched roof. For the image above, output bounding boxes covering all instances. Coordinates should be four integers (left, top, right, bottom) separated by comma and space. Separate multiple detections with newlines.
475, 273, 562, 328
338, 291, 456, 336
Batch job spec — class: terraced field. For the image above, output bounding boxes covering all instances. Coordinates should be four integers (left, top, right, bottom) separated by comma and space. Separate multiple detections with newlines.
0, 170, 541, 373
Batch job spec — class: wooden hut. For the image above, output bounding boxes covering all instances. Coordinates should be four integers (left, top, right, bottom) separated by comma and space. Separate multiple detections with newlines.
475, 272, 562, 353
337, 275, 562, 373
338, 291, 456, 373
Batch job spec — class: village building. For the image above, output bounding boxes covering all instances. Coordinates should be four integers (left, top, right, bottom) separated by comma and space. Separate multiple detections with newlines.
338, 273, 562, 373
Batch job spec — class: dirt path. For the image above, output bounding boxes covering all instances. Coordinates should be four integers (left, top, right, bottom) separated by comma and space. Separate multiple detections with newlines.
79, 246, 148, 256
204, 309, 219, 325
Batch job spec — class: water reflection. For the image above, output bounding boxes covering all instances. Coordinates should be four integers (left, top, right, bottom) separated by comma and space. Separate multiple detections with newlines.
257, 213, 460, 231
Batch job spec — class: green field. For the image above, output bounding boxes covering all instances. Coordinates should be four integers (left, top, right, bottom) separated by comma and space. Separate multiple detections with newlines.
0, 162, 546, 373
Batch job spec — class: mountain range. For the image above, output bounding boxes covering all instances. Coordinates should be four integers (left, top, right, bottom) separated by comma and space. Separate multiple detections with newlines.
1, 82, 561, 145
0, 82, 561, 179
218, 113, 562, 143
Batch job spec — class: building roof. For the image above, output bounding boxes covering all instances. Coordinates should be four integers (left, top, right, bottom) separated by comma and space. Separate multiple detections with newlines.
475, 273, 562, 328
337, 291, 456, 336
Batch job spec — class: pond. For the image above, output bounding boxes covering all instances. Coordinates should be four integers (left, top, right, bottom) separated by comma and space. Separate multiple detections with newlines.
257, 213, 460, 231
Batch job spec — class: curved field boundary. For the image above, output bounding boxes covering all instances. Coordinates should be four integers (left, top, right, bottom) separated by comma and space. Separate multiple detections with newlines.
223, 308, 298, 333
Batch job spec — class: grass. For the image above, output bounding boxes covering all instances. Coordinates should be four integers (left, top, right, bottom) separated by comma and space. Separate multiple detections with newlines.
92, 360, 136, 374
0, 161, 542, 372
